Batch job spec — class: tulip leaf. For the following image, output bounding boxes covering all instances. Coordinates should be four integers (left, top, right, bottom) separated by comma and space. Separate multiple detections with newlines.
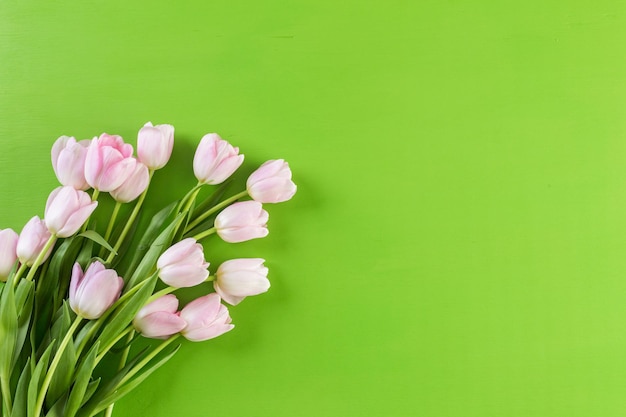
47, 307, 77, 408
44, 393, 68, 417
78, 230, 116, 256
13, 280, 34, 371
27, 342, 54, 417
11, 357, 31, 417
64, 342, 99, 417
190, 180, 231, 221
0, 275, 19, 392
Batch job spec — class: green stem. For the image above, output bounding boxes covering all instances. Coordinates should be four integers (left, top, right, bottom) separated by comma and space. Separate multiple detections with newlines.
146, 286, 177, 303
34, 316, 82, 417
80, 189, 100, 233
104, 202, 122, 243
175, 183, 203, 214
192, 227, 216, 242
12, 263, 27, 284
185, 190, 248, 232
95, 326, 134, 365
24, 235, 57, 283
102, 329, 136, 417
119, 335, 179, 387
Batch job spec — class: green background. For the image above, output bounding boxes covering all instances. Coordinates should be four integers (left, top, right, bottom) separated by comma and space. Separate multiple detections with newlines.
2, 0, 626, 416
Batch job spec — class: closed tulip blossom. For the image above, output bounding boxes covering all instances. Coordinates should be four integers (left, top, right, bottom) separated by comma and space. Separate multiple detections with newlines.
0, 228, 19, 281
84, 133, 136, 192
214, 258, 270, 305
179, 293, 234, 342
51, 136, 91, 190
133, 295, 187, 339
193, 133, 244, 185
137, 122, 174, 170
69, 262, 124, 320
214, 201, 269, 243
110, 161, 150, 203
157, 238, 210, 288
45, 186, 98, 237
246, 159, 297, 203
16, 216, 53, 266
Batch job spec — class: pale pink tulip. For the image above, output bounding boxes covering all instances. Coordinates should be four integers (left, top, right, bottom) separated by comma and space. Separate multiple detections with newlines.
137, 122, 174, 170
84, 133, 136, 192
110, 161, 150, 203
179, 293, 234, 342
0, 229, 18, 281
193, 133, 244, 185
156, 238, 209, 287
51, 136, 91, 190
246, 159, 297, 203
214, 201, 269, 243
16, 216, 53, 266
214, 258, 270, 305
133, 295, 187, 339
69, 262, 124, 319
45, 186, 98, 237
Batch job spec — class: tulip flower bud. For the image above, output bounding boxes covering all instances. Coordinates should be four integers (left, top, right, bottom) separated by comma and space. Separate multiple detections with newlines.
193, 133, 244, 185
45, 186, 98, 237
110, 161, 150, 203
16, 216, 53, 266
0, 229, 19, 281
214, 258, 270, 305
84, 133, 137, 192
51, 136, 91, 190
133, 295, 187, 339
214, 201, 269, 243
246, 159, 297, 203
179, 293, 234, 342
137, 122, 174, 170
69, 262, 124, 320
156, 238, 210, 288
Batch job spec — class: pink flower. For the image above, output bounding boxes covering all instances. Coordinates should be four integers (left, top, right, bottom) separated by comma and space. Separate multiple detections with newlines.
51, 136, 91, 190
45, 186, 98, 237
133, 295, 187, 339
137, 122, 174, 170
156, 238, 210, 288
16, 216, 53, 266
179, 293, 234, 342
110, 161, 150, 203
0, 229, 18, 281
193, 133, 244, 185
84, 133, 137, 192
69, 262, 124, 319
214, 201, 269, 243
246, 159, 297, 203
214, 258, 270, 305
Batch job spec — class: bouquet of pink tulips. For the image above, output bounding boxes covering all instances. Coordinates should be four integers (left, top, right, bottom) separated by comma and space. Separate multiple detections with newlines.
0, 123, 296, 417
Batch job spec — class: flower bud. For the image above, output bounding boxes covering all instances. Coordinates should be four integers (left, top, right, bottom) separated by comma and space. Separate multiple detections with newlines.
51, 136, 91, 190
246, 159, 297, 203
214, 258, 270, 305
16, 216, 53, 266
133, 295, 187, 339
110, 161, 150, 203
45, 186, 98, 237
214, 201, 269, 243
137, 122, 174, 170
179, 293, 234, 342
193, 133, 244, 185
156, 238, 210, 288
69, 262, 124, 319
84, 133, 136, 192
0, 229, 18, 281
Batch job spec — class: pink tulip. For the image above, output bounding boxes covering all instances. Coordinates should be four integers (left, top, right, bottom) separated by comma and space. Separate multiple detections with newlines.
110, 161, 150, 203
156, 238, 210, 288
16, 216, 53, 266
45, 186, 98, 237
214, 201, 269, 243
214, 258, 270, 305
179, 293, 234, 342
0, 229, 18, 281
69, 262, 124, 319
51, 136, 91, 190
137, 122, 174, 170
84, 133, 137, 192
133, 295, 187, 339
193, 133, 244, 185
246, 159, 297, 203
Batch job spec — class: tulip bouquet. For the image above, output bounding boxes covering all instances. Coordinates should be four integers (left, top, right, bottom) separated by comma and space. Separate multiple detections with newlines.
0, 123, 296, 417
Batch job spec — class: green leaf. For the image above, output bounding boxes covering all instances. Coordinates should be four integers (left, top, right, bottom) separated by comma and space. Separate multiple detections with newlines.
12, 357, 31, 417
190, 181, 231, 221
44, 393, 67, 417
64, 342, 99, 417
0, 275, 19, 383
47, 308, 77, 407
77, 231, 116, 256
13, 280, 34, 371
81, 379, 100, 408
27, 342, 55, 417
